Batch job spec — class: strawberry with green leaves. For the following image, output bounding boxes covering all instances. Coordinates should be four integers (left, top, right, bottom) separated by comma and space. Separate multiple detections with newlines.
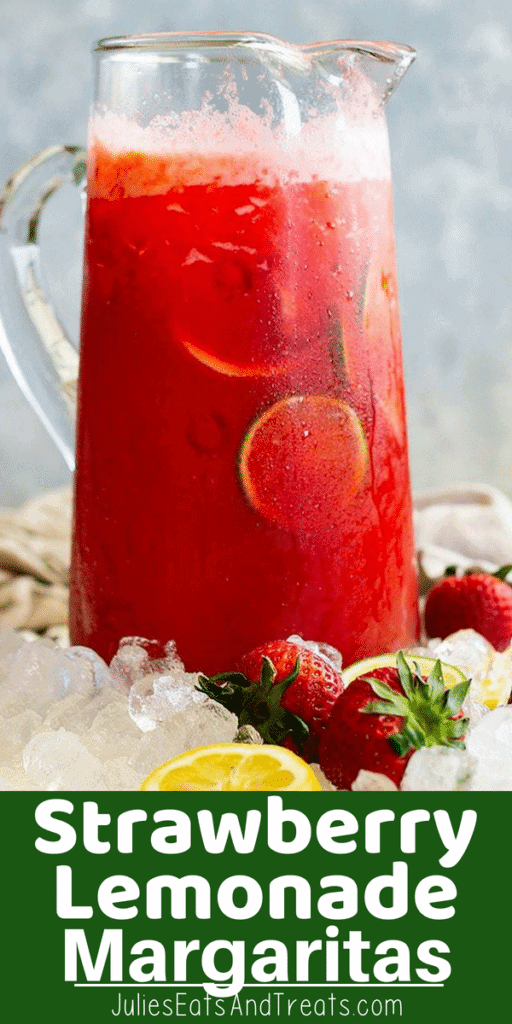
319, 652, 470, 790
198, 638, 344, 763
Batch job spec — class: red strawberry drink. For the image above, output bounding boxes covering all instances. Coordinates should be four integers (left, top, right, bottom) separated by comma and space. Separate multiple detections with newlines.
70, 104, 419, 671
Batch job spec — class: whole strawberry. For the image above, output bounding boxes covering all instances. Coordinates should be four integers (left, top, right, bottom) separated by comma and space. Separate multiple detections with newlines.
198, 639, 344, 762
425, 566, 512, 652
319, 653, 469, 790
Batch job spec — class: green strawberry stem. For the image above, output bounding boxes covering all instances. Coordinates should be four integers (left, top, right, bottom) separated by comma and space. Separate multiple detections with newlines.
445, 563, 512, 583
361, 652, 470, 757
197, 656, 309, 748
493, 564, 512, 581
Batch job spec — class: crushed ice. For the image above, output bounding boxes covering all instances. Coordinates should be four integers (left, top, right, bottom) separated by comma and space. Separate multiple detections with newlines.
0, 631, 236, 791
2, 626, 512, 791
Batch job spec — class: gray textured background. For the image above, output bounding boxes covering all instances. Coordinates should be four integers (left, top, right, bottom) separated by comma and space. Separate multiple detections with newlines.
1, 0, 511, 505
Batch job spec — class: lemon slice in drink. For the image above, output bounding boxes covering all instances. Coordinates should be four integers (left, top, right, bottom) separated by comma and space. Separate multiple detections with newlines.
342, 653, 468, 690
140, 743, 322, 792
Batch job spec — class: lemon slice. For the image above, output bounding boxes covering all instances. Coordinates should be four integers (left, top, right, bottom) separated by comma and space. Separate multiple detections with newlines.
342, 653, 468, 690
140, 743, 322, 792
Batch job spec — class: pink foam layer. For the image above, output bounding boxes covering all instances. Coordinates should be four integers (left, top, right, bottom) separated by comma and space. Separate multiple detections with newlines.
90, 104, 391, 196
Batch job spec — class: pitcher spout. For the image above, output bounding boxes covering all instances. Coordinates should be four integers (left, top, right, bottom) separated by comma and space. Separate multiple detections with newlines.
303, 39, 416, 106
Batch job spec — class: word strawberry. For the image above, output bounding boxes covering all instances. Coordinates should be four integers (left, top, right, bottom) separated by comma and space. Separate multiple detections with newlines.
198, 639, 344, 763
319, 652, 469, 790
424, 565, 512, 652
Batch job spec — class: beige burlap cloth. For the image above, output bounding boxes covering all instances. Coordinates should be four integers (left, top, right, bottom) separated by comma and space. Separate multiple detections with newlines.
0, 487, 71, 630
1, 483, 511, 634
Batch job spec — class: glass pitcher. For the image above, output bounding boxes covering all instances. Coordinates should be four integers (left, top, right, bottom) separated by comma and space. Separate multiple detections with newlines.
0, 32, 419, 672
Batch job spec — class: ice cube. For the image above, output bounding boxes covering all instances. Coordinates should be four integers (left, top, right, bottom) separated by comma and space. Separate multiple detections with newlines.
286, 635, 343, 674
466, 706, 512, 790
110, 636, 182, 693
86, 701, 143, 761
0, 639, 112, 717
401, 746, 475, 791
96, 756, 143, 791
429, 630, 512, 707
41, 692, 97, 734
401, 646, 434, 658
61, 646, 112, 695
428, 629, 493, 681
463, 695, 491, 730
128, 722, 187, 779
352, 770, 399, 792
23, 728, 107, 790
0, 709, 42, 760
45, 684, 126, 741
0, 640, 62, 716
110, 636, 155, 692
129, 701, 237, 780
234, 725, 263, 744
128, 671, 205, 732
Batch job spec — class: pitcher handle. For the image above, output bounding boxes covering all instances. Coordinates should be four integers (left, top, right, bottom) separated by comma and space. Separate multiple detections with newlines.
0, 145, 86, 471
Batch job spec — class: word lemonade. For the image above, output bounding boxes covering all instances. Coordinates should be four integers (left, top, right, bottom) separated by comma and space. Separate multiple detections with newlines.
37, 798, 477, 995
70, 99, 418, 670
